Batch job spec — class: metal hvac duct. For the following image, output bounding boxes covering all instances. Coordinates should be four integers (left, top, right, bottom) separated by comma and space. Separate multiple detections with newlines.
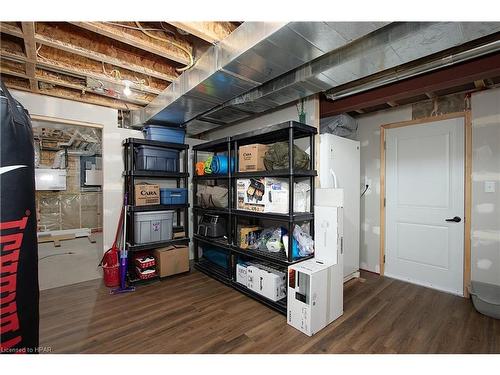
184, 22, 500, 134
132, 22, 390, 129
325, 37, 500, 101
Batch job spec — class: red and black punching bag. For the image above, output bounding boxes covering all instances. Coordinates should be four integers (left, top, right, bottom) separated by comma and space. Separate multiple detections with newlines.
0, 80, 39, 353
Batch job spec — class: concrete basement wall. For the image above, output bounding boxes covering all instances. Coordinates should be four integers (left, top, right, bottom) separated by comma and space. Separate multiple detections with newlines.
471, 88, 500, 286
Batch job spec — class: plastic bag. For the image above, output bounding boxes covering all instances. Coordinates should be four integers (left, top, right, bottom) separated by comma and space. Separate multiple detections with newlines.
293, 225, 314, 256
249, 227, 284, 252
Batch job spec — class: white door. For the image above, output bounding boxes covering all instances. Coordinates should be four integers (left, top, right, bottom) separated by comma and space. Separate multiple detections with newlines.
385, 117, 464, 295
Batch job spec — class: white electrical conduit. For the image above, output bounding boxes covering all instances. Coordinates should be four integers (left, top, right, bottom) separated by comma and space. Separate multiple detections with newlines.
134, 21, 195, 72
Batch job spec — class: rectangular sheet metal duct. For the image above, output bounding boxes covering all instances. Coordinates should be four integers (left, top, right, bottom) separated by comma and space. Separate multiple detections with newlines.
186, 22, 500, 134
132, 22, 389, 128
134, 22, 500, 135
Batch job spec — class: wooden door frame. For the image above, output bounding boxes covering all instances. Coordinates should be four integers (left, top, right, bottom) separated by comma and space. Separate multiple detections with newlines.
379, 111, 472, 297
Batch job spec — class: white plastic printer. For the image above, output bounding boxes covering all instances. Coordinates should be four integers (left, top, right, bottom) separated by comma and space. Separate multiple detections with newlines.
287, 188, 344, 336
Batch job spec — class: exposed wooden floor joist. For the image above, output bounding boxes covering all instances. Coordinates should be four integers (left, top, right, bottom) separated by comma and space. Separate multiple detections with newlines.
1, 21, 241, 110
1, 58, 154, 106
34, 33, 177, 83
34, 45, 167, 94
69, 22, 190, 65
0, 22, 23, 38
21, 22, 38, 91
168, 22, 238, 44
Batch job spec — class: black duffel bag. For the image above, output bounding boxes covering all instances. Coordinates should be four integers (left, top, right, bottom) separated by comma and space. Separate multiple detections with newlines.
0, 80, 39, 353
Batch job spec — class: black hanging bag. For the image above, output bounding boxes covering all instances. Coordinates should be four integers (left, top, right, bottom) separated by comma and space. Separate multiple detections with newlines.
0, 80, 39, 353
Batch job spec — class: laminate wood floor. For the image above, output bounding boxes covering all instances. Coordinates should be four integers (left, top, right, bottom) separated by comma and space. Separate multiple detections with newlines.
39, 270, 500, 354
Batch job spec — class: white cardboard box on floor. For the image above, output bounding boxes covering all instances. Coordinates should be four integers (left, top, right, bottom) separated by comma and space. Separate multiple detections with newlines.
243, 263, 287, 301
287, 259, 343, 336
256, 266, 287, 302
246, 265, 261, 293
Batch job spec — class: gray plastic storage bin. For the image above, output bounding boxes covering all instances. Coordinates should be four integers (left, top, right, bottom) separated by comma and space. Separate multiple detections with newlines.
470, 281, 500, 319
134, 210, 174, 244
135, 145, 179, 172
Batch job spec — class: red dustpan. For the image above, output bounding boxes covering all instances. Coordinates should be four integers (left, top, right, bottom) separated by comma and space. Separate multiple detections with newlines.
99, 205, 123, 287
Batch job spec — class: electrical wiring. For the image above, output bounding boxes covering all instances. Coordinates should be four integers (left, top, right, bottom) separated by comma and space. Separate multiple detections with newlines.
37, 46, 116, 90
159, 22, 176, 36
102, 62, 123, 81
36, 43, 48, 61
103, 22, 167, 32
134, 21, 194, 72
133, 75, 148, 88
102, 62, 150, 91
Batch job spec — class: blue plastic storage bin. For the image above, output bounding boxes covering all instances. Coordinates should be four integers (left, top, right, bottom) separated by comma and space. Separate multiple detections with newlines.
160, 188, 187, 205
135, 145, 179, 172
203, 247, 229, 269
143, 125, 185, 144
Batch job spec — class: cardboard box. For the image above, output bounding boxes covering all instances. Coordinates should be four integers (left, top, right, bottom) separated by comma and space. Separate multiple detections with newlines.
238, 225, 262, 249
238, 144, 269, 172
236, 178, 291, 213
153, 245, 189, 277
236, 178, 266, 212
287, 259, 344, 336
236, 263, 248, 286
135, 183, 160, 206
257, 265, 287, 301
243, 263, 287, 301
173, 231, 186, 239
246, 265, 260, 293
264, 178, 289, 213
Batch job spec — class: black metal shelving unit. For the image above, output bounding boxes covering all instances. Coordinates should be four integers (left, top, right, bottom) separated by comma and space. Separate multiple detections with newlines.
191, 121, 316, 315
123, 137, 190, 286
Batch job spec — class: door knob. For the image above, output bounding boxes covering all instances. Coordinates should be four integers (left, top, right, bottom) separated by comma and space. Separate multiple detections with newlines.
445, 216, 462, 223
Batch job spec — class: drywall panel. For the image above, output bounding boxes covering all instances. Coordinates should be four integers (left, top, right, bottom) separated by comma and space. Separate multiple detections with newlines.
12, 90, 116, 126
471, 88, 500, 286
357, 106, 412, 273
102, 127, 142, 253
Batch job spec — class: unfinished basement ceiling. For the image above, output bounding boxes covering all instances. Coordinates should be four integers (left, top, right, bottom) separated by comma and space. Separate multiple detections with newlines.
133, 22, 500, 135
0, 22, 241, 111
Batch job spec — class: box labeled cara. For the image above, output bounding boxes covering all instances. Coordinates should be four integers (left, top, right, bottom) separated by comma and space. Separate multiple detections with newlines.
238, 143, 269, 172
135, 183, 160, 206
